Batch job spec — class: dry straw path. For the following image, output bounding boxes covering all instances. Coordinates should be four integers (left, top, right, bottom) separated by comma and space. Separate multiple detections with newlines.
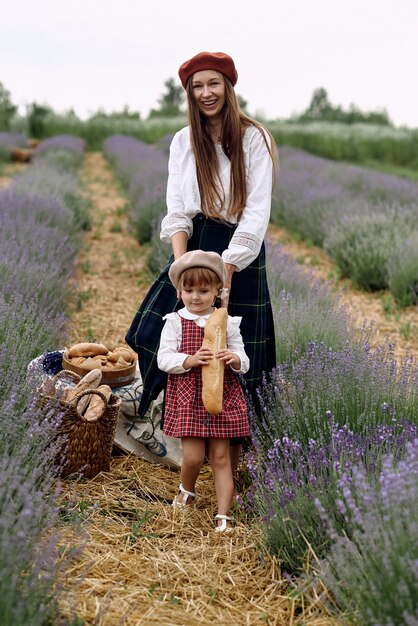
60, 152, 340, 626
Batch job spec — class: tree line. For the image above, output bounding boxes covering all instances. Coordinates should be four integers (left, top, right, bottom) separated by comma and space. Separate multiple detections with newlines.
0, 79, 391, 136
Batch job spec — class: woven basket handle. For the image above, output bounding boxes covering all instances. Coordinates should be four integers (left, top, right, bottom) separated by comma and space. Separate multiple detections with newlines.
70, 388, 110, 422
54, 369, 81, 384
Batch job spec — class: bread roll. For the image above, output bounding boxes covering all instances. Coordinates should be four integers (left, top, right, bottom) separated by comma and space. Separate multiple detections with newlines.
201, 308, 228, 415
68, 342, 108, 358
68, 356, 87, 365
80, 356, 103, 370
83, 385, 112, 420
112, 347, 134, 362
115, 356, 132, 369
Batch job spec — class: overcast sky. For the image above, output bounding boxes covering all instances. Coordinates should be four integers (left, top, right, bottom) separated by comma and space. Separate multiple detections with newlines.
1, 0, 417, 128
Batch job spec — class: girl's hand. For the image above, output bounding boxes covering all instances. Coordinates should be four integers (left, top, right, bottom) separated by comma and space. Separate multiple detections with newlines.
215, 349, 241, 370
182, 347, 213, 369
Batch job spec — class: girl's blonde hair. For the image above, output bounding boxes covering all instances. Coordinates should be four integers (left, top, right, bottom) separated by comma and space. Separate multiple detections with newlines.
186, 75, 278, 221
179, 267, 222, 292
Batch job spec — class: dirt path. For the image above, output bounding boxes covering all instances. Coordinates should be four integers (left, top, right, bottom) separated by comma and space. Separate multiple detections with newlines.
66, 153, 149, 348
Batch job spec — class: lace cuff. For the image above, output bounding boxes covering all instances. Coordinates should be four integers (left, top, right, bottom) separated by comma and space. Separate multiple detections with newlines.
230, 231, 261, 253
160, 211, 193, 242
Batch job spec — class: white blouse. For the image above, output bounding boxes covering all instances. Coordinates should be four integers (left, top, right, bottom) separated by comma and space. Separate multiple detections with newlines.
160, 125, 274, 271
157, 307, 250, 375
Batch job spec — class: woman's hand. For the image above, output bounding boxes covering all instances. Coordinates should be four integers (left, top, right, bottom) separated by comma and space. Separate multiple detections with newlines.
221, 262, 236, 308
216, 349, 241, 370
182, 347, 213, 369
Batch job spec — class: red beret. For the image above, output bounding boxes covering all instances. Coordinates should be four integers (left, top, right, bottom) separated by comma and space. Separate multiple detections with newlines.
178, 51, 238, 89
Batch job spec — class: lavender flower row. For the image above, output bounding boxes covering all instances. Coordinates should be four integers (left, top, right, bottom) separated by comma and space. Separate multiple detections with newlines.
0, 132, 27, 159
0, 136, 85, 624
103, 134, 169, 249
317, 438, 418, 625
273, 146, 418, 303
32, 134, 85, 170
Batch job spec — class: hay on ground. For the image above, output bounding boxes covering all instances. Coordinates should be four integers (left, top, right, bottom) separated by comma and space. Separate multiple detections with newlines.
57, 455, 340, 626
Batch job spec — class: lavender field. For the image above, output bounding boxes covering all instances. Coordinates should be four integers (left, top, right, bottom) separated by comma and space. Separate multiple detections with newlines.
103, 134, 418, 625
9, 113, 418, 170
1, 131, 417, 625
104, 134, 418, 307
273, 146, 418, 305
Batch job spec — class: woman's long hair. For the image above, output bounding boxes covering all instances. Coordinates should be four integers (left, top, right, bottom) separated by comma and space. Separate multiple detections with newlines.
186, 76, 278, 220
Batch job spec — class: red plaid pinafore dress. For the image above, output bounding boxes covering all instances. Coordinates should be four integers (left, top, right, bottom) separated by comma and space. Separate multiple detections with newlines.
163, 316, 251, 439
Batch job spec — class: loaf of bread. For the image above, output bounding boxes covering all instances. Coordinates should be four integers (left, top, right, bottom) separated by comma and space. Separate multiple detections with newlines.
112, 347, 135, 362
68, 342, 108, 358
201, 308, 228, 415
81, 357, 104, 370
83, 384, 112, 421
66, 368, 102, 414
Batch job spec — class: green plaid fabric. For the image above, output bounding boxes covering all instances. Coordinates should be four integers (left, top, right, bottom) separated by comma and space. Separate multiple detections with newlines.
125, 215, 276, 417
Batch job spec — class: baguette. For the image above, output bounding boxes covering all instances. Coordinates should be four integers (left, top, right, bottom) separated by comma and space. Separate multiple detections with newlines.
66, 368, 102, 414
201, 308, 228, 415
83, 384, 112, 420
68, 342, 108, 358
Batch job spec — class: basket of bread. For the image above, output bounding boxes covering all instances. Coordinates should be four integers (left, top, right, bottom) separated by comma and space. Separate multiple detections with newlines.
62, 342, 137, 388
38, 368, 121, 478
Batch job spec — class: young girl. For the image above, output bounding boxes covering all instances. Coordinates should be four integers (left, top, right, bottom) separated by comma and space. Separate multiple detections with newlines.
157, 250, 250, 531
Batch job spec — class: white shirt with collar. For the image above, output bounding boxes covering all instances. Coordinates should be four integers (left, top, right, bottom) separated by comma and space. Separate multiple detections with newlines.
157, 307, 250, 375
160, 125, 274, 272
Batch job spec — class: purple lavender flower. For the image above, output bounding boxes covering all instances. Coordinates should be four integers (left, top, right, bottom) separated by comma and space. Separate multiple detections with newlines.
0, 134, 86, 623
318, 439, 418, 625
103, 135, 169, 252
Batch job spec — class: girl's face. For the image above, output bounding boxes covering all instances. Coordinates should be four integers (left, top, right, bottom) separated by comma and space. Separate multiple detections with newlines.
178, 282, 218, 316
191, 70, 226, 120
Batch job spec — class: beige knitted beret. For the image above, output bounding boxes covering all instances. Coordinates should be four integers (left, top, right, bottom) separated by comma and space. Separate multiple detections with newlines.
168, 250, 226, 289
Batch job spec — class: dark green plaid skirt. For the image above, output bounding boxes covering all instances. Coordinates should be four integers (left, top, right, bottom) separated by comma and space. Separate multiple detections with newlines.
125, 214, 276, 417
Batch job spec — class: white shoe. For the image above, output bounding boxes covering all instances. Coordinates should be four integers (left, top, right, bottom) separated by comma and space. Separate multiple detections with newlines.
172, 483, 196, 508
214, 514, 233, 532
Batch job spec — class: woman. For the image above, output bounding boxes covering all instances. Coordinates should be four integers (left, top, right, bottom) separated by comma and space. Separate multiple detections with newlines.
126, 51, 278, 453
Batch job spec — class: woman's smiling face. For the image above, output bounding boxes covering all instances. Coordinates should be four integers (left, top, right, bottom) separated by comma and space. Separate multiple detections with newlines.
191, 70, 226, 120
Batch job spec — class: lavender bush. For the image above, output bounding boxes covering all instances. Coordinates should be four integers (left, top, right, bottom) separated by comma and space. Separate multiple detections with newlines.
253, 340, 418, 450
0, 132, 27, 160
266, 243, 352, 363
272, 146, 418, 299
103, 134, 168, 246
387, 231, 418, 307
245, 418, 417, 573
324, 207, 416, 291
12, 161, 91, 232
272, 147, 418, 243
33, 134, 85, 166
318, 439, 418, 625
0, 137, 86, 623
245, 327, 418, 575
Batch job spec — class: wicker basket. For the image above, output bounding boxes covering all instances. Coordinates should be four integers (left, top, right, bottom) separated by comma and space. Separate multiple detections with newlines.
54, 388, 121, 478
38, 371, 121, 478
